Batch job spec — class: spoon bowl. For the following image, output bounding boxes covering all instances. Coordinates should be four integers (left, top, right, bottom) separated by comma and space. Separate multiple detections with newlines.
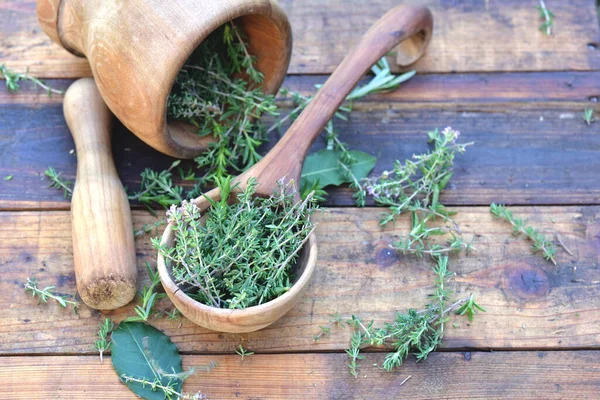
157, 4, 434, 332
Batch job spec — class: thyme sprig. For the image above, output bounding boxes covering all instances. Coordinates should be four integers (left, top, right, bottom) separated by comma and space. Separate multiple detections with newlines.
0, 64, 64, 96
235, 344, 254, 361
154, 177, 317, 309
44, 167, 73, 198
536, 0, 555, 36
121, 375, 207, 400
24, 277, 79, 312
364, 127, 471, 225
120, 338, 216, 400
340, 257, 484, 376
95, 318, 114, 363
360, 127, 473, 258
129, 161, 184, 210
490, 203, 557, 265
124, 263, 166, 322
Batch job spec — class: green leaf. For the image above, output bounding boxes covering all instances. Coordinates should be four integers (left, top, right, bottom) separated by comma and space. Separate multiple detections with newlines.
301, 149, 376, 190
111, 322, 183, 400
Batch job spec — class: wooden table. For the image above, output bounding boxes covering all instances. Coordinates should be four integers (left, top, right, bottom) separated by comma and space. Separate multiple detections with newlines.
1, 0, 600, 398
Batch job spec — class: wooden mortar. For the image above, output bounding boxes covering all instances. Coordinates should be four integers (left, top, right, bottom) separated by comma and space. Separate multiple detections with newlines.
37, 0, 292, 158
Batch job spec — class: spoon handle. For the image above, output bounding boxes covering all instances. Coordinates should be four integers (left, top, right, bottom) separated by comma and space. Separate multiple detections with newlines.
64, 78, 137, 310
246, 4, 433, 195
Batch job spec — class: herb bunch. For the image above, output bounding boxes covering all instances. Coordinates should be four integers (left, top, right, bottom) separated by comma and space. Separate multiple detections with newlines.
327, 257, 484, 377
168, 23, 277, 185
154, 177, 317, 309
490, 203, 557, 264
362, 127, 473, 257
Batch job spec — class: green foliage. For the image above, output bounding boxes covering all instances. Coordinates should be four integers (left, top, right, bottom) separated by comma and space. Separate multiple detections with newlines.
111, 322, 186, 400
0, 64, 63, 96
134, 219, 167, 238
490, 203, 557, 264
279, 58, 415, 203
124, 263, 166, 323
168, 23, 277, 185
583, 108, 595, 126
300, 149, 376, 201
128, 161, 184, 211
361, 128, 473, 257
235, 345, 254, 361
24, 277, 79, 312
337, 257, 484, 376
154, 177, 317, 309
44, 167, 73, 198
313, 313, 343, 341
536, 0, 555, 36
455, 294, 486, 322
4, 175, 12, 181
95, 318, 114, 363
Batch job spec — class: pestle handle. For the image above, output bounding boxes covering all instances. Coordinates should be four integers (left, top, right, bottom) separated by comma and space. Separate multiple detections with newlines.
241, 4, 433, 196
63, 78, 137, 310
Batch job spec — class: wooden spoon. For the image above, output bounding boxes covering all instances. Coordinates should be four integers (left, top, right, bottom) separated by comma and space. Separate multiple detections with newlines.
157, 4, 433, 332
64, 78, 137, 310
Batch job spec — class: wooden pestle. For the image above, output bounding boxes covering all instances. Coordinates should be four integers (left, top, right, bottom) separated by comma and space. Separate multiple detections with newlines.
63, 78, 137, 310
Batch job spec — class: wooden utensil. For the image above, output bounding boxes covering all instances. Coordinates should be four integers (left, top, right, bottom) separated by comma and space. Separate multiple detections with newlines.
37, 0, 292, 159
157, 4, 433, 332
64, 78, 137, 310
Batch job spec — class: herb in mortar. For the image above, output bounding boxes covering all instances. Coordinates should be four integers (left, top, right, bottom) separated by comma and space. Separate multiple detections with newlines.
168, 23, 277, 185
154, 177, 317, 309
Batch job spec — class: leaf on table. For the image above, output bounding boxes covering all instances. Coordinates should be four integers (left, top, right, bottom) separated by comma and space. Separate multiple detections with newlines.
111, 321, 183, 400
300, 149, 376, 194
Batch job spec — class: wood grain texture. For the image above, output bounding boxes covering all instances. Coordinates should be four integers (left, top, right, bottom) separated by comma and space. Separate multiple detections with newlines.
1, 75, 599, 210
1, 207, 599, 355
64, 78, 137, 310
1, 352, 600, 399
2, 0, 600, 77
4, 72, 600, 105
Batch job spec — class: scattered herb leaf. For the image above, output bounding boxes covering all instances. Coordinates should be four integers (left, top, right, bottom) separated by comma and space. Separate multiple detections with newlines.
490, 203, 557, 264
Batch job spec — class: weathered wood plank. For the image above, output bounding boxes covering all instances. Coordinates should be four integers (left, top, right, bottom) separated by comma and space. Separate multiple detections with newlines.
2, 0, 599, 77
1, 207, 598, 355
4, 72, 600, 105
1, 80, 599, 209
1, 352, 599, 399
